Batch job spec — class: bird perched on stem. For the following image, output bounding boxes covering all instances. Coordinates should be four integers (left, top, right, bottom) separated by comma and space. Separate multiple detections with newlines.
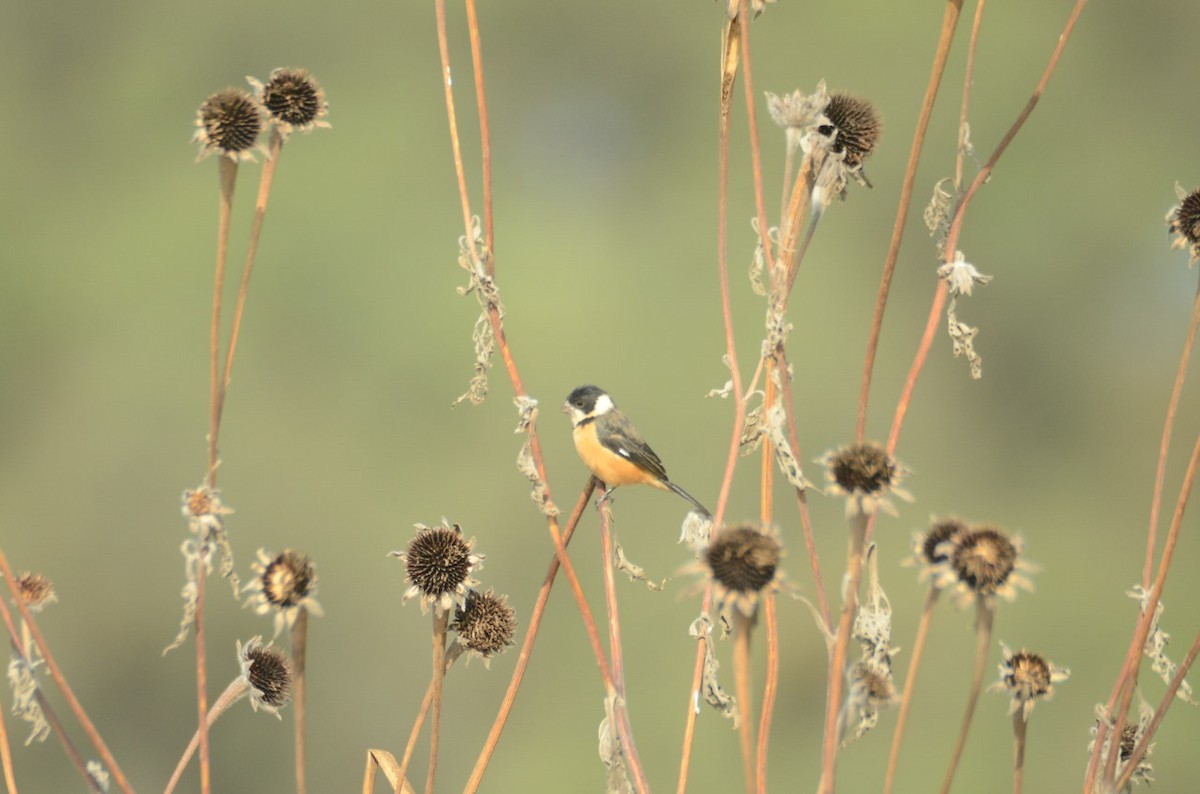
563, 385, 710, 516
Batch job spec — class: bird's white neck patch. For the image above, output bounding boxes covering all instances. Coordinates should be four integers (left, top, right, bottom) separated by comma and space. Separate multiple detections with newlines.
593, 393, 615, 415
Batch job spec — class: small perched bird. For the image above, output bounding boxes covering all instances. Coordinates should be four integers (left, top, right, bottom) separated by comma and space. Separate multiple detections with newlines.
563, 385, 710, 515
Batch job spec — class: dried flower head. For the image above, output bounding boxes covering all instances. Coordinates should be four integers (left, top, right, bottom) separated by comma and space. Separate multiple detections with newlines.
1167, 183, 1200, 266
237, 636, 293, 717
702, 524, 783, 634
193, 89, 264, 162
451, 590, 516, 667
988, 644, 1068, 721
248, 68, 329, 136
766, 82, 831, 135
818, 93, 882, 171
243, 549, 324, 638
905, 517, 967, 583
392, 521, 483, 614
821, 442, 911, 517
13, 572, 57, 612
937, 250, 994, 297
841, 658, 899, 746
180, 485, 233, 536
934, 525, 1035, 607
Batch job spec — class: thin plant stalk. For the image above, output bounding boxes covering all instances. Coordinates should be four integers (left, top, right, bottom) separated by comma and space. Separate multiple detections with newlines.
855, 0, 963, 444
217, 127, 284, 433
597, 497, 627, 694
164, 676, 254, 794
0, 595, 101, 793
291, 606, 309, 794
195, 552, 210, 794
675, 12, 748, 794
816, 511, 869, 794
938, 602, 995, 794
1011, 711, 1027, 794
755, 593, 779, 794
732, 612, 755, 794
462, 480, 593, 794
0, 686, 14, 794
1141, 276, 1200, 589
1113, 631, 1200, 791
464, 0, 494, 261
424, 611, 449, 794
0, 548, 134, 794
207, 157, 238, 487
883, 586, 941, 794
1093, 427, 1200, 790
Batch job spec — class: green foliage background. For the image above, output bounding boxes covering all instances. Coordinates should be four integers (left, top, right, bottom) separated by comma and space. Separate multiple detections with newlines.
1, 1, 1199, 792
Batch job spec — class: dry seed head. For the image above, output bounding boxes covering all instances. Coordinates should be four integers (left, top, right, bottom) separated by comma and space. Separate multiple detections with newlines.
935, 525, 1034, 606
193, 89, 263, 162
821, 442, 911, 517
392, 522, 483, 614
244, 549, 324, 638
237, 636, 293, 716
250, 68, 329, 135
819, 93, 882, 170
14, 572, 56, 612
922, 519, 966, 566
701, 524, 784, 634
452, 590, 516, 666
989, 644, 1069, 721
1168, 184, 1200, 266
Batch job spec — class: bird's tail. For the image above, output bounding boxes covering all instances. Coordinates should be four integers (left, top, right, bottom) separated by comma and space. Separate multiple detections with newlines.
666, 481, 711, 516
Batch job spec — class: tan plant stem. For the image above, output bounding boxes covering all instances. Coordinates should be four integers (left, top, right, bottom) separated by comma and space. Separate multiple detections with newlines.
464, 0, 494, 263
164, 677, 252, 794
755, 593, 779, 794
817, 511, 868, 794
207, 157, 237, 487
1141, 276, 1200, 589
461, 481, 593, 794
424, 610, 450, 794
217, 128, 283, 434
883, 586, 941, 794
0, 548, 134, 794
938, 602, 995, 794
0, 684, 15, 794
732, 613, 755, 794
291, 606, 309, 794
194, 550, 210, 794
1113, 631, 1200, 791
597, 498, 627, 694
1011, 711, 1027, 794
855, 0, 963, 444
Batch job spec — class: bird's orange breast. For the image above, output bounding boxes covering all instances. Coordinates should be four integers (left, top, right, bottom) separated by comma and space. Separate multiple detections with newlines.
573, 424, 658, 487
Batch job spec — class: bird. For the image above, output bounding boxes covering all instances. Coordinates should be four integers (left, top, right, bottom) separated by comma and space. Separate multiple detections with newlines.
562, 384, 710, 515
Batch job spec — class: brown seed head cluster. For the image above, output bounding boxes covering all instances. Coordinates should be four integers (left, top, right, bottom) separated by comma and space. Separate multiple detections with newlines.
949, 526, 1017, 594
828, 443, 896, 495
1170, 188, 1200, 247
453, 590, 516, 661
706, 525, 781, 594
15, 572, 56, 611
819, 93, 882, 169
194, 89, 262, 160
259, 68, 327, 130
243, 639, 293, 710
921, 519, 967, 566
1003, 650, 1053, 701
261, 550, 316, 609
405, 526, 473, 597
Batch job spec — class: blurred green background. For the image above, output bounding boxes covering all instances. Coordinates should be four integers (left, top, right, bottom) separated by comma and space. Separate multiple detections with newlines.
2, 0, 1199, 791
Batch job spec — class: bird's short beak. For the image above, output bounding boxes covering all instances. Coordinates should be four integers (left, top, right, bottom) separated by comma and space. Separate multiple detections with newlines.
561, 402, 571, 414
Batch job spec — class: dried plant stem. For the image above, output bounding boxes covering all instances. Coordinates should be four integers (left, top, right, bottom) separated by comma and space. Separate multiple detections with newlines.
855, 0, 962, 444
755, 593, 779, 794
883, 586, 941, 794
1141, 276, 1200, 588
0, 598, 101, 792
956, 0, 986, 192
1113, 630, 1200, 791
937, 602, 994, 794
1011, 711, 1027, 794
461, 481, 593, 794
194, 552, 211, 794
0, 548, 134, 794
732, 613, 755, 794
217, 128, 283, 433
464, 0, 493, 263
164, 677, 253, 794
675, 14, 747, 794
291, 606, 309, 794
207, 158, 238, 487
817, 511, 869, 794
424, 611, 450, 794
1093, 426, 1200, 790
597, 498, 627, 693
0, 685, 15, 794
885, 281, 949, 457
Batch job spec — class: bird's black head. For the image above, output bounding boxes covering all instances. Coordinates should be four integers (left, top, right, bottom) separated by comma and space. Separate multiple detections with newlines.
564, 384, 606, 414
